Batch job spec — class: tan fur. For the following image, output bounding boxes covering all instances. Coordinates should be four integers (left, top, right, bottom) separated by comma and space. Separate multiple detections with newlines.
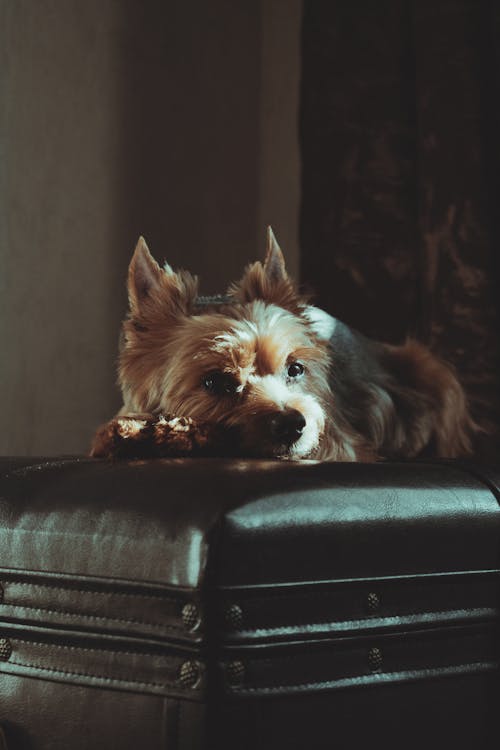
92, 232, 476, 461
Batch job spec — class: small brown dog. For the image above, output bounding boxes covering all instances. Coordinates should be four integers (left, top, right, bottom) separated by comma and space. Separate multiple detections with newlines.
91, 228, 475, 461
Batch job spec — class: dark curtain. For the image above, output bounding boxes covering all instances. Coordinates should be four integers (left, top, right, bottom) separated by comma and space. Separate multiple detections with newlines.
300, 0, 500, 457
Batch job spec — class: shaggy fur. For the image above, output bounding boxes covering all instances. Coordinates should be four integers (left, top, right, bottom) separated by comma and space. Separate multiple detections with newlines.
90, 415, 228, 459
90, 229, 475, 461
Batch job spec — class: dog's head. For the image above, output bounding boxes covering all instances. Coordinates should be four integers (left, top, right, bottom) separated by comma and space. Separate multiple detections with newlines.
118, 229, 334, 458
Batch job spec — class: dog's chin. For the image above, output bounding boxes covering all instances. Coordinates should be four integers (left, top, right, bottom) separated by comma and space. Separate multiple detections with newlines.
239, 436, 315, 460
268, 443, 297, 460
274, 447, 307, 461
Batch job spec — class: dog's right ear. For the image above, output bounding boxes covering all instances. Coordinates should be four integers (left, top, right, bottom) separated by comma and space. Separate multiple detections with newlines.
127, 237, 198, 318
127, 237, 163, 313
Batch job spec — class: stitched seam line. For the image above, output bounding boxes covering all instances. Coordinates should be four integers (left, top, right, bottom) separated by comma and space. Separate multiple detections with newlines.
224, 632, 496, 670
6, 581, 184, 604
6, 658, 178, 691
4, 602, 184, 632
237, 586, 485, 604
13, 637, 173, 658
231, 661, 495, 693
236, 607, 495, 634
232, 589, 490, 607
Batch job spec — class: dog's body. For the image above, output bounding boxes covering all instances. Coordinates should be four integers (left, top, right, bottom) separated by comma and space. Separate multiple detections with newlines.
94, 229, 475, 461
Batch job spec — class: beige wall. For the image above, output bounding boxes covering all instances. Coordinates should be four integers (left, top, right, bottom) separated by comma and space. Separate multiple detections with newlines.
0, 0, 301, 455
259, 0, 301, 280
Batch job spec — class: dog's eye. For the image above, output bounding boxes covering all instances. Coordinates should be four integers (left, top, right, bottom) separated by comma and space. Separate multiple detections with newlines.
287, 362, 305, 379
203, 372, 238, 395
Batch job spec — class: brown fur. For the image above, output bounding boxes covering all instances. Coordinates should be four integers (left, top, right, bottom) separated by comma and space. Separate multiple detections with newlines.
378, 340, 475, 458
91, 230, 476, 461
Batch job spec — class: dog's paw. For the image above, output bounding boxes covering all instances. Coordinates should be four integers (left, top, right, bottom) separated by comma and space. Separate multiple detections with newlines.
90, 413, 231, 459
152, 415, 213, 455
89, 415, 154, 458
114, 416, 150, 439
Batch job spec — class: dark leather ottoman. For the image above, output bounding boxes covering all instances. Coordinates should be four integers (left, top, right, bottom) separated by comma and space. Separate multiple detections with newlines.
0, 457, 498, 749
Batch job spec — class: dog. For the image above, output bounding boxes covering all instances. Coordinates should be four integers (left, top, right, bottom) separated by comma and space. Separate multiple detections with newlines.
94, 228, 475, 461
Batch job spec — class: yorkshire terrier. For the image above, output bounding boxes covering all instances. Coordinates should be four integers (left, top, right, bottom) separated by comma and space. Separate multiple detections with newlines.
91, 228, 475, 461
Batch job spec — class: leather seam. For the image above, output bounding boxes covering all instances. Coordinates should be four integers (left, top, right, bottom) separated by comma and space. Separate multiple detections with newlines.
3, 602, 185, 632
13, 636, 174, 659
5, 581, 184, 604
173, 698, 180, 750
177, 698, 182, 749
233, 607, 495, 633
235, 588, 485, 604
6, 658, 179, 691
231, 660, 495, 693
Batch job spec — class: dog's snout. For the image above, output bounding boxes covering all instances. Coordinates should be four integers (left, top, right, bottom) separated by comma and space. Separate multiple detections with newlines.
270, 409, 306, 445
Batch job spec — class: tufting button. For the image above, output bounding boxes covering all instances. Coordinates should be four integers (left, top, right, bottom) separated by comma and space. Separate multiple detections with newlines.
225, 659, 246, 686
366, 592, 380, 612
367, 646, 383, 673
181, 602, 201, 632
178, 660, 202, 689
224, 603, 244, 630
0, 639, 12, 661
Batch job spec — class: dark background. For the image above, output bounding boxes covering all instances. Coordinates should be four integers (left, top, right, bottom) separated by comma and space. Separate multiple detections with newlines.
301, 0, 500, 457
2, 0, 498, 456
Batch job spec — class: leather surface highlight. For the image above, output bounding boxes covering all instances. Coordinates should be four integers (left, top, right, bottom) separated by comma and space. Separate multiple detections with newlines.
216, 461, 500, 585
4, 458, 499, 588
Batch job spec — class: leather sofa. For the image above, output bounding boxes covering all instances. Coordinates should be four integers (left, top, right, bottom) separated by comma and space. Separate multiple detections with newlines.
0, 456, 498, 749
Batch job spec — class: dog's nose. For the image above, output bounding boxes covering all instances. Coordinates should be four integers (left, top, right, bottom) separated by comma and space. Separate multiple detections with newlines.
270, 409, 306, 445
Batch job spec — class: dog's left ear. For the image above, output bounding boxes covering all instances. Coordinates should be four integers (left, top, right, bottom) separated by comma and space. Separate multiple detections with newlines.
230, 226, 301, 310
263, 226, 288, 283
